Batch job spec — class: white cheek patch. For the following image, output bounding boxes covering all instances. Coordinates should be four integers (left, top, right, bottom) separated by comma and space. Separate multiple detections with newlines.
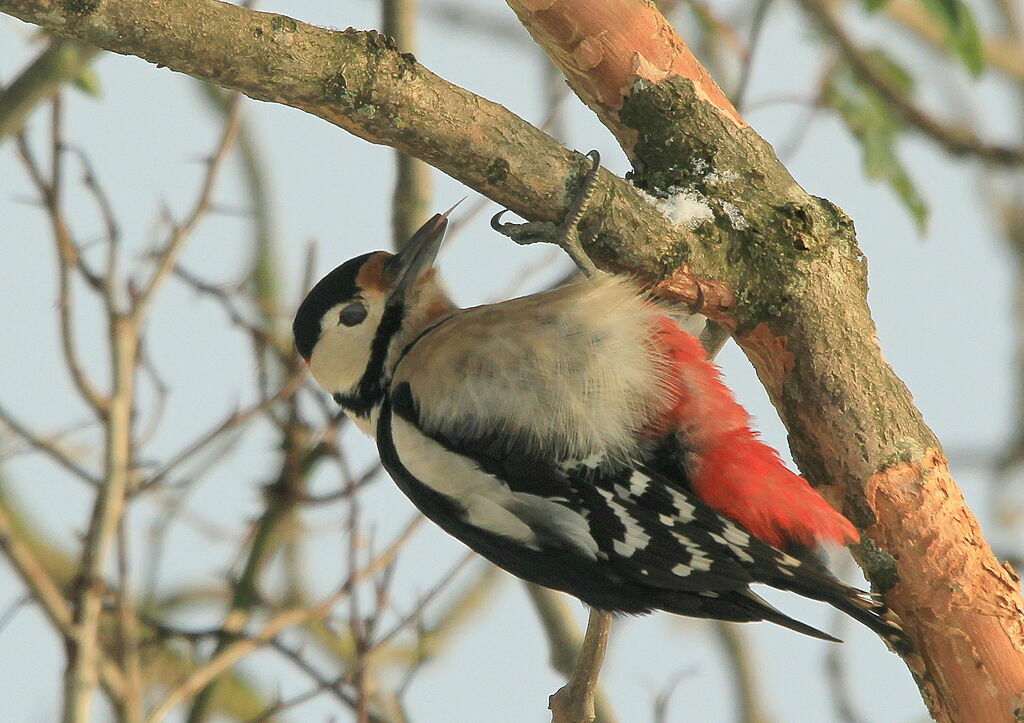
308, 298, 386, 397
392, 417, 599, 558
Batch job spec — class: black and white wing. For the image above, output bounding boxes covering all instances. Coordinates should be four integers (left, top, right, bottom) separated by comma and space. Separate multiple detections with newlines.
376, 381, 902, 642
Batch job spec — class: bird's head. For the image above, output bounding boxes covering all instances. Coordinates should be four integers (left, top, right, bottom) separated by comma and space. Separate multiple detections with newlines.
293, 210, 455, 403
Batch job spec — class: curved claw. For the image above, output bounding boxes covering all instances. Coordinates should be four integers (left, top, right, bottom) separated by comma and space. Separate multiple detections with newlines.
491, 209, 512, 233
689, 282, 706, 315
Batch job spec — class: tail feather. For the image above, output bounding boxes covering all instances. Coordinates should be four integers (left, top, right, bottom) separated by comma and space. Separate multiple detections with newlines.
653, 588, 841, 642
772, 567, 911, 651
738, 589, 842, 643
820, 585, 910, 652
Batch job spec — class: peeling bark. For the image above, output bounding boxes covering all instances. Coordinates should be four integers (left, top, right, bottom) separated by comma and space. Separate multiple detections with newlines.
2, 0, 1023, 719
507, 2, 1024, 720
866, 450, 1024, 721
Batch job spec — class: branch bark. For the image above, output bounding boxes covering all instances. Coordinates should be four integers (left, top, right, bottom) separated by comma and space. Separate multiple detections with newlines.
506, 2, 1024, 721
526, 585, 618, 723
548, 609, 612, 723
3, 0, 1024, 720
0, 0, 709, 310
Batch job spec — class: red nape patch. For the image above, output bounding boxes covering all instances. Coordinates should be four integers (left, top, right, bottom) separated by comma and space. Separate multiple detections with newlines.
648, 316, 858, 549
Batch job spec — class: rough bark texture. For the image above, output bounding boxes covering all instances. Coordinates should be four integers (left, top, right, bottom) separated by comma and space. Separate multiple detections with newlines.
3, 0, 1023, 720
507, 2, 1024, 721
0, 0, 711, 308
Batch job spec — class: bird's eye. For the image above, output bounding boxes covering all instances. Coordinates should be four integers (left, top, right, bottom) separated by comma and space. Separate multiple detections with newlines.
339, 302, 368, 327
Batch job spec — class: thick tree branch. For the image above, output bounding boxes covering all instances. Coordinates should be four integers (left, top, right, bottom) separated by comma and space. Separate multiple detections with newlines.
508, 2, 1024, 721
0, 0, 715, 309
4, 0, 1024, 720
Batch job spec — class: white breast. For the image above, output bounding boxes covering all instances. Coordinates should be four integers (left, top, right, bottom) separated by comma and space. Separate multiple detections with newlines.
393, 275, 673, 463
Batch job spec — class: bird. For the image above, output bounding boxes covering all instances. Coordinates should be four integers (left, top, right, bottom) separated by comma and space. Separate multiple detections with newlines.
292, 163, 907, 650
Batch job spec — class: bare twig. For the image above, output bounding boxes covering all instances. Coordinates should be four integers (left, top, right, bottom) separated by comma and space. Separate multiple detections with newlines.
136, 370, 305, 493
549, 609, 612, 723
384, 0, 433, 250
798, 0, 1024, 166
16, 119, 109, 417
145, 588, 350, 723
132, 94, 242, 320
0, 402, 99, 486
148, 512, 423, 723
731, 0, 774, 111
526, 585, 618, 723
0, 593, 30, 637
62, 91, 243, 723
259, 639, 389, 723
712, 622, 773, 723
0, 499, 127, 699
115, 518, 143, 723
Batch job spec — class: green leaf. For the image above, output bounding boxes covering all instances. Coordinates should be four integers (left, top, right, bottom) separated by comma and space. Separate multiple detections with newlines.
822, 55, 929, 231
921, 0, 985, 75
72, 67, 102, 98
860, 0, 891, 12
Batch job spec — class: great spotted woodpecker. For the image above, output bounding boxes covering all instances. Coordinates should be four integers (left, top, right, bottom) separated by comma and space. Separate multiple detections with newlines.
293, 159, 906, 648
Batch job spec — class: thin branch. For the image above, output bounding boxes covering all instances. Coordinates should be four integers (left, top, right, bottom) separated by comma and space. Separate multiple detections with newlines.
798, 0, 1024, 166
132, 93, 242, 320
147, 513, 421, 723
260, 639, 389, 723
0, 593, 30, 637
525, 585, 618, 723
383, 0, 433, 251
712, 622, 773, 723
0, 498, 128, 699
731, 0, 774, 111
881, 0, 1024, 83
136, 370, 305, 493
115, 517, 143, 723
549, 609, 612, 723
15, 123, 110, 417
0, 402, 100, 486
145, 588, 350, 723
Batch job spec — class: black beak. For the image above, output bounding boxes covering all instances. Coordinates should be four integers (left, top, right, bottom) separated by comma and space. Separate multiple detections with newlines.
385, 199, 462, 304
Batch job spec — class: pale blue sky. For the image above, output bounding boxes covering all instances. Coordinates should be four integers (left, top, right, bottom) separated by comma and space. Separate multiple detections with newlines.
1, 1, 1018, 721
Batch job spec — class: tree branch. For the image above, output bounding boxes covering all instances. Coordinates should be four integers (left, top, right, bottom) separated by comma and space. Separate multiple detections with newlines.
799, 0, 1024, 166
548, 609, 612, 723
4, 0, 1024, 719
525, 585, 618, 723
382, 0, 433, 250
0, 0, 710, 309
503, 2, 1024, 719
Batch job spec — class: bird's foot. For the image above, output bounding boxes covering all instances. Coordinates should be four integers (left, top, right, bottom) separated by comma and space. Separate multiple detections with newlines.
491, 150, 603, 278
